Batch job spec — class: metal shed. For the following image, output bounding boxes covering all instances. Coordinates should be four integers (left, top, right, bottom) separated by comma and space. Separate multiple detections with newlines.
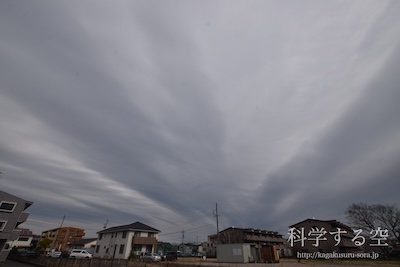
216, 243, 257, 263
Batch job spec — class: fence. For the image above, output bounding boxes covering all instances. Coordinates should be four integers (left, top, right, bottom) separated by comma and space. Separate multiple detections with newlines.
14, 257, 158, 267
14, 255, 214, 267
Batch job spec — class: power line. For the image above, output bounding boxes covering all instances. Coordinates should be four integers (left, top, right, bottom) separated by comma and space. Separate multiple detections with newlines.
159, 223, 214, 237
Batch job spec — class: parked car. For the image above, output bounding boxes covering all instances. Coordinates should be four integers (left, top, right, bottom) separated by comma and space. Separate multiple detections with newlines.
60, 250, 70, 258
49, 251, 61, 258
158, 253, 166, 261
141, 253, 162, 262
69, 249, 93, 259
166, 251, 178, 261
20, 250, 40, 259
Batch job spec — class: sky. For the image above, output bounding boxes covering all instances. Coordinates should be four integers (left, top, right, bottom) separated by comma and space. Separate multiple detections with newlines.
1, 0, 400, 244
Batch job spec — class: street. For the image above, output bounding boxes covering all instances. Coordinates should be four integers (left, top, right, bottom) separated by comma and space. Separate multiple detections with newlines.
0, 260, 36, 267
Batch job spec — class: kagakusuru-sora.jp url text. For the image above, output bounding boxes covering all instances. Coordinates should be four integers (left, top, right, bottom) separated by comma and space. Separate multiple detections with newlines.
297, 251, 380, 260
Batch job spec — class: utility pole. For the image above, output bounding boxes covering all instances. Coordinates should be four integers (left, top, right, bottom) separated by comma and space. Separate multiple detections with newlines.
56, 215, 66, 251
59, 215, 66, 228
213, 203, 220, 244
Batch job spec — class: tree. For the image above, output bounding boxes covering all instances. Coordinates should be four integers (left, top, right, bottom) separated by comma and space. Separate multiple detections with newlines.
374, 204, 400, 243
346, 203, 400, 243
37, 238, 52, 251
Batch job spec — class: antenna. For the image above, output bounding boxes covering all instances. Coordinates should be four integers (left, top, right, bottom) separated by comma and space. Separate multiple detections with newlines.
104, 219, 109, 229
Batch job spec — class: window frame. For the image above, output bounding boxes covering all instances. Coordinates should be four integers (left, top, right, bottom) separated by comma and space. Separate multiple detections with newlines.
0, 201, 17, 212
119, 244, 125, 254
0, 220, 7, 231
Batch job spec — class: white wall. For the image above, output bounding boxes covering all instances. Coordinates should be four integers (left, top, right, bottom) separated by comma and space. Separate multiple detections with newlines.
8, 236, 33, 248
94, 230, 158, 259
94, 232, 131, 259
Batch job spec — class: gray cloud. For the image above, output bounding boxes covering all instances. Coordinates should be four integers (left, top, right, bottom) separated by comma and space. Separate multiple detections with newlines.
1, 0, 400, 242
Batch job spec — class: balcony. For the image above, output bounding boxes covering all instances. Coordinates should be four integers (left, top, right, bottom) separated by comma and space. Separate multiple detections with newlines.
245, 234, 283, 243
17, 212, 30, 224
132, 236, 158, 245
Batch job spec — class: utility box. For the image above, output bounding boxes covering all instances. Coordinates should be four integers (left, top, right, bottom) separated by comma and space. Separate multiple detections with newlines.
217, 244, 256, 263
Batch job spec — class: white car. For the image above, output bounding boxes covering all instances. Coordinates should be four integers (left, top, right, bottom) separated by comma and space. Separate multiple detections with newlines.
50, 251, 61, 258
69, 249, 93, 259
141, 253, 161, 262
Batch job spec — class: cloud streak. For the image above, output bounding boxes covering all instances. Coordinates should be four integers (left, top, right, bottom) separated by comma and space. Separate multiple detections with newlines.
1, 0, 399, 243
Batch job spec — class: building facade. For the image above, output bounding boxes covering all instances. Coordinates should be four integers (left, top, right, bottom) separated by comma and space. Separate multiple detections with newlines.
94, 221, 160, 259
0, 191, 33, 261
289, 218, 361, 253
7, 228, 40, 249
40, 227, 85, 251
207, 227, 285, 259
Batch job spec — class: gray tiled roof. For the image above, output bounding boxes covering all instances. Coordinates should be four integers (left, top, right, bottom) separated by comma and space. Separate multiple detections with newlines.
97, 221, 160, 234
69, 238, 97, 246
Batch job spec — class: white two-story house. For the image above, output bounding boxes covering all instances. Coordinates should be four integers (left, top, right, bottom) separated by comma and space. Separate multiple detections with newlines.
94, 221, 160, 259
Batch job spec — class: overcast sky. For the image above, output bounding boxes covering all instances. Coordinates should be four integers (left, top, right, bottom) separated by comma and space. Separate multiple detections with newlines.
1, 0, 400, 244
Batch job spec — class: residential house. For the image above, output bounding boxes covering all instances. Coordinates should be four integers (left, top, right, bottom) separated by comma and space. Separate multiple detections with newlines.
68, 238, 97, 254
289, 218, 361, 254
94, 221, 160, 259
0, 191, 33, 261
207, 227, 285, 260
7, 228, 40, 249
39, 227, 85, 252
177, 243, 197, 256
157, 241, 176, 256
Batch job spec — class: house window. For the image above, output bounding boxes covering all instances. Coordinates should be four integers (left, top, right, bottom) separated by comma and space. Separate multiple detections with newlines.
99, 234, 103, 240
119, 244, 125, 254
0, 202, 16, 212
96, 245, 100, 253
122, 231, 127, 238
0, 221, 7, 231
148, 233, 155, 237
134, 232, 140, 237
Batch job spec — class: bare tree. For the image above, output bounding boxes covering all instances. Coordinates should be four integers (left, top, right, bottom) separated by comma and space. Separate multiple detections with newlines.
374, 204, 400, 243
345, 203, 377, 230
346, 203, 400, 243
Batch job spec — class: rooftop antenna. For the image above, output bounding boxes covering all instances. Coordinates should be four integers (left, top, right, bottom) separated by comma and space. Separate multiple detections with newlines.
104, 219, 109, 229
